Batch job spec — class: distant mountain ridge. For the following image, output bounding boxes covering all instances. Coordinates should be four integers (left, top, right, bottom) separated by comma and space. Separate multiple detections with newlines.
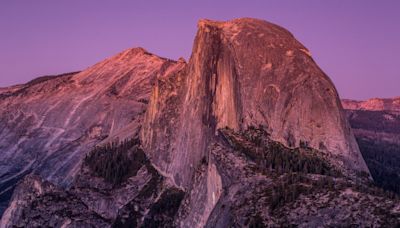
342, 97, 400, 195
343, 97, 400, 112
342, 97, 400, 144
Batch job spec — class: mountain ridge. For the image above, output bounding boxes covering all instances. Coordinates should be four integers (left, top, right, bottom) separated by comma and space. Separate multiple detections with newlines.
343, 97, 400, 112
341, 97, 400, 195
0, 47, 179, 216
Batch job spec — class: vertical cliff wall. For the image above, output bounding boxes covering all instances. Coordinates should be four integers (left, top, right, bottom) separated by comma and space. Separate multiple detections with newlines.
141, 18, 370, 192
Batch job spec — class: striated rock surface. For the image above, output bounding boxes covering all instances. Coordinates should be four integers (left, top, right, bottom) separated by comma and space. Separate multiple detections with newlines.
0, 48, 178, 215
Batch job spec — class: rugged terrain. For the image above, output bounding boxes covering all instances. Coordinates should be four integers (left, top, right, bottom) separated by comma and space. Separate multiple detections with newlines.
1, 18, 399, 227
0, 48, 179, 215
2, 129, 398, 227
343, 98, 400, 194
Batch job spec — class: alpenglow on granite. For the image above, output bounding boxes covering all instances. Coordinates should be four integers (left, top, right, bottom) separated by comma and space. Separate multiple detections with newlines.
2, 18, 398, 227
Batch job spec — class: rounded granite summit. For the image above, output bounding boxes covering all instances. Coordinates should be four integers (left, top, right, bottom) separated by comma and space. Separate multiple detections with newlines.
142, 17, 370, 193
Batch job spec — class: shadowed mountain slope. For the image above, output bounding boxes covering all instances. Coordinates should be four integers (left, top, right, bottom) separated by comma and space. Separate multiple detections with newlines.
343, 98, 400, 194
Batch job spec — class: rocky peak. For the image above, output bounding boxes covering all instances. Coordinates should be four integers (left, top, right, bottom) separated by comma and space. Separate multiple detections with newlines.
0, 47, 179, 216
74, 47, 173, 86
142, 18, 370, 193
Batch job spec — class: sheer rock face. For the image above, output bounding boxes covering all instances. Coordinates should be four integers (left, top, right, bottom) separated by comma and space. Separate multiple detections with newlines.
0, 48, 178, 215
141, 18, 369, 192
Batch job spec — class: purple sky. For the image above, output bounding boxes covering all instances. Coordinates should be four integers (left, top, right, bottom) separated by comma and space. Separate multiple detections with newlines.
0, 1, 399, 100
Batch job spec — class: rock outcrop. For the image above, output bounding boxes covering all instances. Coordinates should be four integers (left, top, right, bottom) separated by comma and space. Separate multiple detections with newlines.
141, 18, 369, 191
0, 48, 178, 215
1, 137, 187, 227
0, 174, 110, 227
203, 128, 399, 227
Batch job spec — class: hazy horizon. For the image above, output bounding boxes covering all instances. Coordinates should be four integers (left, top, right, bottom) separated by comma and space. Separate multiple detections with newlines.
0, 0, 399, 100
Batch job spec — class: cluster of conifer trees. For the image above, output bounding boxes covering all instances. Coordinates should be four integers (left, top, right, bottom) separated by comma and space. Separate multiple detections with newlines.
143, 188, 185, 227
221, 126, 346, 211
268, 173, 337, 211
84, 138, 147, 185
228, 126, 339, 177
356, 137, 400, 194
263, 143, 337, 176
349, 110, 400, 134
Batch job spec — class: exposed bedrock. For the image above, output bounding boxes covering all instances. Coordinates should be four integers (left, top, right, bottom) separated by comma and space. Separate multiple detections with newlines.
0, 48, 179, 216
141, 18, 371, 227
141, 18, 370, 190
